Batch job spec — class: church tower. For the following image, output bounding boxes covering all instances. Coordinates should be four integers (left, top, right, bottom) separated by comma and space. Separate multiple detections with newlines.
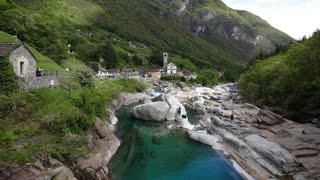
163, 52, 168, 72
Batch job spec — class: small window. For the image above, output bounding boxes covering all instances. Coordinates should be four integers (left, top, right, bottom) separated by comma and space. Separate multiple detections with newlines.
20, 62, 24, 75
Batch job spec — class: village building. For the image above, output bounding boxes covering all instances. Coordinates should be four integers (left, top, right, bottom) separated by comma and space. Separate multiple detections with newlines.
162, 53, 177, 74
96, 67, 109, 78
181, 69, 197, 80
145, 69, 161, 79
0, 43, 36, 78
96, 68, 119, 78
108, 68, 120, 78
166, 62, 177, 74
0, 42, 59, 90
121, 68, 138, 78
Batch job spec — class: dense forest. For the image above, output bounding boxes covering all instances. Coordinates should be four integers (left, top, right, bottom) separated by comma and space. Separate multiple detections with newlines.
239, 30, 320, 122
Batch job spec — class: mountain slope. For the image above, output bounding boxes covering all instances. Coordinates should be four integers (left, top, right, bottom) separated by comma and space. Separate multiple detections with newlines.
169, 0, 293, 60
0, 0, 292, 80
239, 30, 320, 122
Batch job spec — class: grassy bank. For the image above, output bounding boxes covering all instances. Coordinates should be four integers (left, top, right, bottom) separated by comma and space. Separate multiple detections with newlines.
0, 78, 147, 164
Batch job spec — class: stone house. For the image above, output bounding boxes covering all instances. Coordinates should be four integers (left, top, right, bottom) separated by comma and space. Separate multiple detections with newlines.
0, 42, 59, 90
121, 68, 137, 78
96, 67, 109, 78
0, 43, 36, 78
181, 69, 197, 80
108, 68, 120, 77
96, 68, 120, 78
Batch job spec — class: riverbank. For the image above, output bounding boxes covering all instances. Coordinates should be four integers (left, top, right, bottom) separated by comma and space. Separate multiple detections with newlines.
0, 78, 149, 180
169, 83, 320, 179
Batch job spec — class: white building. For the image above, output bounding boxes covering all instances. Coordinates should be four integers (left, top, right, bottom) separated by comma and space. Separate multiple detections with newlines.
166, 62, 177, 74
96, 67, 109, 78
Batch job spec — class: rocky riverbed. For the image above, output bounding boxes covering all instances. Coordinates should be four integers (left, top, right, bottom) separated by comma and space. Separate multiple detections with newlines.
168, 83, 320, 179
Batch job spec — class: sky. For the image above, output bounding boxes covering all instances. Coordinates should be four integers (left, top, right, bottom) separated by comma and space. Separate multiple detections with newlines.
221, 0, 320, 39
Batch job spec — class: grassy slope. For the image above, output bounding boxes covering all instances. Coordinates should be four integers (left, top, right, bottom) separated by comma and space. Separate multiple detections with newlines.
0, 31, 68, 73
239, 31, 320, 121
0, 31, 18, 43
0, 78, 148, 164
24, 43, 68, 73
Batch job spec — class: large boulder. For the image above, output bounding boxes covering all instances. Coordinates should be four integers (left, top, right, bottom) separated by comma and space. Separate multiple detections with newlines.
131, 94, 194, 130
131, 102, 170, 121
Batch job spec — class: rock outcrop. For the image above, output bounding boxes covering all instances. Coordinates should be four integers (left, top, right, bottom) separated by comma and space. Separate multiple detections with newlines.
170, 83, 319, 179
0, 156, 76, 180
131, 94, 194, 130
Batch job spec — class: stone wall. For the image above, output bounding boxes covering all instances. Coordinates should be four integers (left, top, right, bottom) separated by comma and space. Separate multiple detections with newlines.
20, 76, 60, 91
9, 44, 36, 78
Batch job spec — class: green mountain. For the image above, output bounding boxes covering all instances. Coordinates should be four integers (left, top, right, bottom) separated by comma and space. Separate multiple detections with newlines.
0, 0, 293, 80
239, 30, 320, 122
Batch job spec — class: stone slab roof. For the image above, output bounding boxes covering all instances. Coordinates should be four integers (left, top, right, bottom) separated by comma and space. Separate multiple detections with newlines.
108, 68, 119, 73
0, 43, 22, 56
99, 67, 108, 72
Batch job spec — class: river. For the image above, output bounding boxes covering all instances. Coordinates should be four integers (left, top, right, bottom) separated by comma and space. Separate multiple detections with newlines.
108, 103, 243, 180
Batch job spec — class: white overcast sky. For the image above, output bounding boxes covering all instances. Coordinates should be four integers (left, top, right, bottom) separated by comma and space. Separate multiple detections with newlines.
221, 0, 320, 39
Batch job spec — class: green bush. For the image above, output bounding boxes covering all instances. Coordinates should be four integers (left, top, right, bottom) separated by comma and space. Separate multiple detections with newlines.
43, 107, 94, 135
0, 56, 19, 95
196, 69, 219, 86
160, 74, 181, 81
0, 126, 17, 146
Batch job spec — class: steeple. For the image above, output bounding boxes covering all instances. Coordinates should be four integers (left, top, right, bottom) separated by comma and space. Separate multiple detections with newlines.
163, 52, 168, 71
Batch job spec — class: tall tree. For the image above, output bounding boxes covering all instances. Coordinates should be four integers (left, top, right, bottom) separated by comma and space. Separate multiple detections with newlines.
132, 54, 142, 66
149, 49, 163, 67
0, 56, 19, 95
102, 42, 118, 69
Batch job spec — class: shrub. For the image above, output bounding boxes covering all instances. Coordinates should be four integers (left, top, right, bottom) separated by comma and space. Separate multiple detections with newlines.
0, 56, 19, 95
196, 69, 219, 86
160, 74, 181, 81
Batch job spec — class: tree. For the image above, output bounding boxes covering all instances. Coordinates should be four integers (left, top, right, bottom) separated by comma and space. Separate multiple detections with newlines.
132, 54, 142, 66
75, 67, 95, 88
0, 56, 19, 95
196, 69, 219, 86
102, 42, 118, 68
149, 49, 163, 67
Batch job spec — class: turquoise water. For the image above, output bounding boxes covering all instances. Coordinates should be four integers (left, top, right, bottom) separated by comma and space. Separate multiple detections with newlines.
109, 104, 243, 180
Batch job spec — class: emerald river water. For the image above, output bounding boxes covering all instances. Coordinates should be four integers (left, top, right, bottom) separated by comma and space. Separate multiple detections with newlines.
109, 104, 243, 180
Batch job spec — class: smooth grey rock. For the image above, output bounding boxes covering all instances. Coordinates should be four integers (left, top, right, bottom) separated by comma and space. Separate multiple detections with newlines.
52, 166, 76, 180
176, 82, 186, 89
143, 97, 152, 104
245, 134, 298, 173
188, 131, 224, 152
94, 119, 112, 138
131, 102, 170, 121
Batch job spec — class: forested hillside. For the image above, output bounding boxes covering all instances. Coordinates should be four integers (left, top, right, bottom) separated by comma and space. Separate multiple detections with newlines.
239, 30, 320, 122
0, 0, 292, 80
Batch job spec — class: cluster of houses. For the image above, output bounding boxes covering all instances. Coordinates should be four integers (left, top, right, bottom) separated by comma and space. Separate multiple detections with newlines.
0, 39, 196, 92
96, 53, 197, 80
